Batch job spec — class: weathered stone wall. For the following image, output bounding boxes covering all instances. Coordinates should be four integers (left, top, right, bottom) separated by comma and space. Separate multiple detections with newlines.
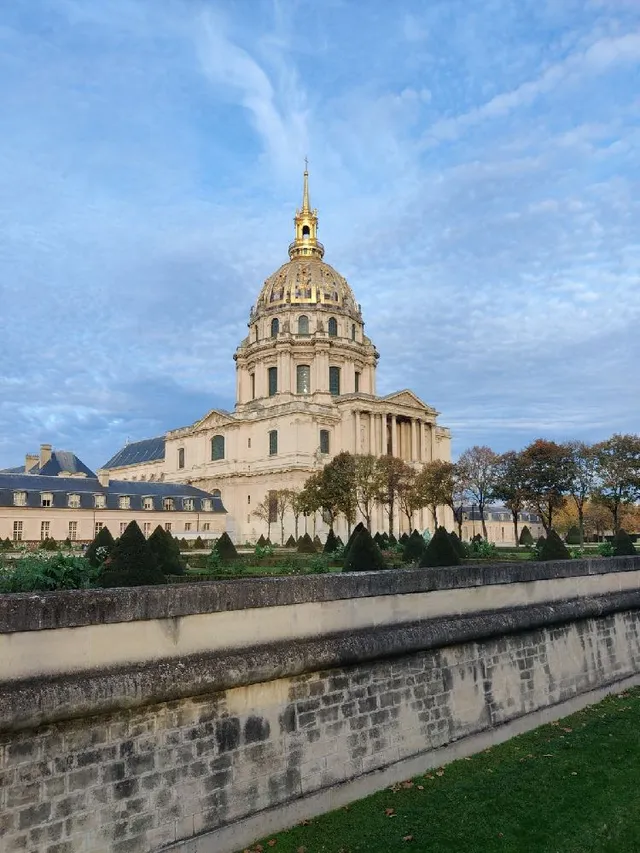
2, 558, 640, 853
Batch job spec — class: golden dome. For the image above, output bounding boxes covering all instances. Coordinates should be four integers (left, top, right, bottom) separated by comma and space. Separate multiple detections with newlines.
253, 167, 360, 318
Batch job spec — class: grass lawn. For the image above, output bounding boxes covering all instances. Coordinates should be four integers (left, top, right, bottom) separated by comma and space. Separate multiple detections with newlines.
239, 688, 640, 853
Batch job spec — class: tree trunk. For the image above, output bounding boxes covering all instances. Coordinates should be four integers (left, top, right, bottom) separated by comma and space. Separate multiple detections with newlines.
578, 505, 584, 547
512, 511, 519, 548
294, 515, 299, 540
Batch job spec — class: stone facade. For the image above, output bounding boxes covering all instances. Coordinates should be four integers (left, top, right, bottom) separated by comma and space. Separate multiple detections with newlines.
2, 609, 640, 853
102, 171, 452, 542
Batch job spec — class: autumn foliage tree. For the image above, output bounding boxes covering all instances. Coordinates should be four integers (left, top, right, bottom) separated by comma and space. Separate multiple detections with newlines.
413, 460, 455, 530
593, 434, 640, 533
457, 445, 500, 540
520, 439, 573, 534
492, 451, 528, 546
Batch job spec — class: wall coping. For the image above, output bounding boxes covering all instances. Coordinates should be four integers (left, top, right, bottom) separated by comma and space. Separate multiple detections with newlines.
1, 555, 639, 634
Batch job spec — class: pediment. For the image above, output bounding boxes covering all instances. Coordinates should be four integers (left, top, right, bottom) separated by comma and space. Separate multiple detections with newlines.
382, 389, 435, 412
193, 408, 236, 431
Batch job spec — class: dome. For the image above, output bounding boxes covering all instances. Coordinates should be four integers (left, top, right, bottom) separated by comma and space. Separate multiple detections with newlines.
255, 257, 359, 317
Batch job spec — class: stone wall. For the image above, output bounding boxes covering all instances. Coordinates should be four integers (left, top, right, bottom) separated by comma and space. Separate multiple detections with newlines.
2, 557, 640, 853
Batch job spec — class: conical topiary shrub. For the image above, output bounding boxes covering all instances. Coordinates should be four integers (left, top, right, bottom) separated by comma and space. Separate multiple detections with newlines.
614, 528, 637, 557
257, 534, 267, 548
193, 535, 205, 550
419, 526, 461, 568
373, 532, 383, 547
539, 530, 571, 561
297, 532, 317, 553
343, 522, 365, 561
343, 528, 386, 572
323, 528, 339, 554
148, 525, 185, 575
336, 535, 344, 548
85, 525, 115, 567
98, 521, 164, 587
449, 530, 466, 559
285, 534, 296, 548
388, 532, 397, 547
399, 532, 409, 545
402, 529, 426, 563
566, 526, 581, 546
519, 525, 534, 546
214, 531, 239, 562
313, 534, 322, 549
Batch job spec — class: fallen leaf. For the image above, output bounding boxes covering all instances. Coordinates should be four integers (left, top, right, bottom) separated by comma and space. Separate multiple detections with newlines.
543, 754, 554, 757
401, 780, 414, 789
562, 727, 573, 733
299, 820, 312, 826
268, 842, 277, 849
436, 770, 444, 777
296, 847, 307, 853
417, 785, 424, 790
385, 808, 396, 817
426, 774, 435, 780
402, 835, 414, 842
571, 771, 578, 776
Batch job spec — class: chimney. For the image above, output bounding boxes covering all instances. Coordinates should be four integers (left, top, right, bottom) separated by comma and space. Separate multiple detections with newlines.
97, 469, 110, 488
40, 444, 52, 467
25, 453, 39, 473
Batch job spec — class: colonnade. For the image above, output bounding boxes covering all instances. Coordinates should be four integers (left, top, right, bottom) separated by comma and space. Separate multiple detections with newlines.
352, 410, 434, 463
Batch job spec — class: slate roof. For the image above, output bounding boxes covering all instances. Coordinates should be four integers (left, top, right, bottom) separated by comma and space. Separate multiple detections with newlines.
0, 451, 96, 478
461, 504, 541, 523
0, 473, 226, 513
102, 437, 166, 469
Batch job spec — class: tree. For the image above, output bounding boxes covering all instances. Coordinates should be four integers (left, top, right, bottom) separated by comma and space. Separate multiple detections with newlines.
412, 460, 455, 530
353, 454, 385, 530
584, 500, 613, 540
85, 525, 115, 567
274, 489, 295, 545
593, 434, 640, 533
419, 526, 460, 568
342, 528, 386, 572
252, 497, 274, 541
450, 463, 468, 539
520, 439, 573, 534
566, 440, 598, 546
457, 446, 500, 540
148, 525, 185, 575
493, 451, 528, 547
288, 489, 305, 540
300, 453, 357, 532
396, 464, 419, 533
98, 521, 164, 587
373, 455, 410, 536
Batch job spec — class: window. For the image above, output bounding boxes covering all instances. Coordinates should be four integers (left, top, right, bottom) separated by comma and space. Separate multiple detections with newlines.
40, 521, 50, 541
94, 522, 104, 536
355, 371, 361, 393
270, 318, 279, 338
320, 429, 330, 455
352, 323, 356, 341
254, 326, 258, 342
13, 491, 27, 507
212, 489, 221, 499
95, 494, 106, 509
296, 364, 311, 394
164, 523, 172, 532
298, 315, 309, 335
211, 435, 225, 461
120, 522, 127, 535
268, 366, 278, 397
69, 521, 78, 541
41, 493, 52, 508
163, 497, 174, 511
68, 494, 81, 509
118, 496, 131, 510
328, 317, 338, 337
250, 373, 255, 400
183, 498, 194, 511
184, 522, 192, 532
247, 495, 251, 505
178, 448, 185, 469
248, 437, 251, 448
203, 522, 210, 532
302, 225, 310, 239
12, 521, 23, 542
201, 498, 212, 511
268, 490, 278, 524
143, 522, 151, 537
269, 430, 278, 456
329, 366, 341, 396
143, 497, 154, 510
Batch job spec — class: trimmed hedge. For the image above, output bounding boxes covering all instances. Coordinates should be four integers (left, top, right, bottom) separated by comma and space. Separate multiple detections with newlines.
342, 528, 386, 572
98, 521, 164, 587
519, 525, 534, 546
614, 528, 637, 557
297, 532, 317, 554
419, 526, 461, 568
539, 530, 571, 561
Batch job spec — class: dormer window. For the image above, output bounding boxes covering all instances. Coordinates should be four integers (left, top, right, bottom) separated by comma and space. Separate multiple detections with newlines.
163, 497, 174, 511
183, 498, 194, 511
13, 491, 27, 507
201, 499, 212, 512
118, 496, 131, 510
95, 494, 106, 509
41, 493, 52, 508
68, 494, 81, 509
143, 497, 154, 510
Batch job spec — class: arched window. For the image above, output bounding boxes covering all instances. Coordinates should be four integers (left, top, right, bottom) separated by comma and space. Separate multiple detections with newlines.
254, 326, 258, 342
328, 317, 338, 337
351, 323, 356, 341
302, 225, 310, 239
211, 435, 225, 461
296, 364, 311, 394
268, 366, 278, 396
329, 366, 341, 396
298, 315, 309, 335
177, 448, 185, 469
320, 429, 330, 454
212, 489, 221, 499
270, 318, 279, 337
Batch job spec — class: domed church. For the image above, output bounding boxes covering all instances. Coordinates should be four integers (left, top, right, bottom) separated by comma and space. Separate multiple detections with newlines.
102, 170, 451, 541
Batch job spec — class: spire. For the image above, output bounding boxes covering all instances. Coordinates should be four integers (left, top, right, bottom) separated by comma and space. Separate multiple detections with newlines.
290, 162, 324, 260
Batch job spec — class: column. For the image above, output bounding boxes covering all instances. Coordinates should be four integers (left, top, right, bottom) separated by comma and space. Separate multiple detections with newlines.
410, 419, 418, 462
420, 421, 426, 462
354, 410, 361, 454
369, 412, 375, 454
380, 414, 387, 456
391, 415, 398, 457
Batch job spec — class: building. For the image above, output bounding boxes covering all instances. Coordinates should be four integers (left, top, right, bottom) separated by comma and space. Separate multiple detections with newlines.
0, 444, 225, 543
102, 170, 452, 541
460, 504, 545, 546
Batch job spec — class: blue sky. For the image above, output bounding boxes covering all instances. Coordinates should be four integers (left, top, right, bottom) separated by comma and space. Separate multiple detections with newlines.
1, 0, 639, 469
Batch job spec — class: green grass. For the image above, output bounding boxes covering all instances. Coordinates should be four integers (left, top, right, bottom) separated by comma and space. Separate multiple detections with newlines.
239, 688, 640, 853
